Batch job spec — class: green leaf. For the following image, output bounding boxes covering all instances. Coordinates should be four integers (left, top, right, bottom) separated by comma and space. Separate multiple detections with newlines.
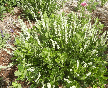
10, 80, 22, 88
55, 58, 60, 63
45, 32, 48, 38
15, 70, 22, 76
22, 49, 27, 52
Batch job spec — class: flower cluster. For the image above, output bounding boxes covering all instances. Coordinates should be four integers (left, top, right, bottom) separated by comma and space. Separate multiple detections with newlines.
81, 2, 87, 6
1, 30, 4, 37
0, 29, 14, 38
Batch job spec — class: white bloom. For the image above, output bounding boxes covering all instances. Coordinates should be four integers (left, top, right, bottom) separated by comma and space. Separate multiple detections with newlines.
26, 64, 31, 66
57, 45, 60, 49
35, 72, 41, 82
64, 78, 71, 83
86, 72, 91, 76
92, 49, 98, 55
50, 39, 60, 49
88, 62, 92, 65
18, 19, 30, 41
77, 74, 79, 76
70, 69, 72, 71
70, 86, 76, 88
77, 60, 79, 69
80, 48, 83, 52
73, 31, 76, 34
92, 66, 96, 68
47, 83, 51, 88
84, 63, 87, 67
27, 67, 35, 72
84, 44, 87, 49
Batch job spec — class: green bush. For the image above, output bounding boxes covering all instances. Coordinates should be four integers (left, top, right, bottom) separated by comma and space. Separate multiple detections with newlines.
0, 0, 107, 21
0, 0, 65, 21
0, 0, 18, 19
14, 0, 64, 21
10, 11, 108, 88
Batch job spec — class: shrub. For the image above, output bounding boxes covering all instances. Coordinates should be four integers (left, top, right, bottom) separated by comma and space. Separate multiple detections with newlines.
76, 0, 107, 13
0, 0, 66, 21
0, 0, 107, 21
15, 0, 65, 21
10, 11, 108, 88
0, 0, 18, 20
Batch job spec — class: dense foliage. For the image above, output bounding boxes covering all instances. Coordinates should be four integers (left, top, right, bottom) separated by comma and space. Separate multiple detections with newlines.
0, 0, 64, 21
0, 0, 108, 88
10, 11, 108, 87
